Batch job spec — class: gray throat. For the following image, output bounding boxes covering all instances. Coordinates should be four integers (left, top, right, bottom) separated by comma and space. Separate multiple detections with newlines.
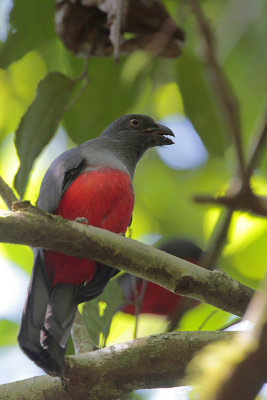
82, 136, 147, 178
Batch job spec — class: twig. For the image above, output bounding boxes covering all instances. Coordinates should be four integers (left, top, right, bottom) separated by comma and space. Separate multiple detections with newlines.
245, 113, 267, 180
73, 58, 90, 83
71, 309, 96, 354
132, 278, 147, 339
189, 0, 246, 181
194, 192, 267, 217
0, 176, 18, 210
112, 0, 123, 62
199, 209, 233, 269
65, 59, 90, 112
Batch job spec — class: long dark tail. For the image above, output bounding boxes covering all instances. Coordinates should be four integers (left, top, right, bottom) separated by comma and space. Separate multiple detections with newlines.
18, 249, 78, 376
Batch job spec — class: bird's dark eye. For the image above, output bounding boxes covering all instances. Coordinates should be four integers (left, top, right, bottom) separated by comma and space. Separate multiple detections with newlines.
130, 119, 140, 127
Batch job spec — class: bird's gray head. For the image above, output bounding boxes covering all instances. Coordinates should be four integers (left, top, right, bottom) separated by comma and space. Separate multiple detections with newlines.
99, 114, 175, 175
100, 114, 175, 149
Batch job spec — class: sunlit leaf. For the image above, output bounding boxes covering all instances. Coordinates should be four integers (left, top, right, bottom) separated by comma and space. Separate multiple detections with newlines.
0, 52, 47, 140
14, 72, 76, 197
178, 303, 234, 331
223, 232, 267, 288
107, 312, 168, 345
81, 279, 125, 347
153, 82, 184, 118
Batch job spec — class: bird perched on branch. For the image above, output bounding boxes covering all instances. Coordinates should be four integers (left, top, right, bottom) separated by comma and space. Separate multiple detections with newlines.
18, 114, 174, 376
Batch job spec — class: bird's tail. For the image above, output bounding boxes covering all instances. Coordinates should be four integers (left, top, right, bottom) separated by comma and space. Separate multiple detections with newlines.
18, 249, 51, 369
40, 283, 78, 376
18, 249, 78, 376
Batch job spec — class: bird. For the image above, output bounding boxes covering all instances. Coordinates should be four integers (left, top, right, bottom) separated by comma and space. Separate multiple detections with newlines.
18, 114, 175, 376
119, 239, 202, 317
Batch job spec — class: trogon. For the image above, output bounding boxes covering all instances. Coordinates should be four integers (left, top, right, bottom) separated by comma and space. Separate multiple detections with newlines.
119, 239, 202, 316
18, 114, 174, 376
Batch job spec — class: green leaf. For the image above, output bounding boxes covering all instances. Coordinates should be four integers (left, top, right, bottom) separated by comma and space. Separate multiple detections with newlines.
178, 303, 235, 331
63, 57, 141, 144
14, 72, 76, 198
0, 320, 18, 347
0, 0, 55, 68
66, 335, 75, 356
176, 52, 226, 155
81, 279, 125, 347
0, 51, 47, 140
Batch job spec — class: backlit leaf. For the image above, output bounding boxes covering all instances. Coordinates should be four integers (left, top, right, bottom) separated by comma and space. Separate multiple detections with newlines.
14, 72, 76, 197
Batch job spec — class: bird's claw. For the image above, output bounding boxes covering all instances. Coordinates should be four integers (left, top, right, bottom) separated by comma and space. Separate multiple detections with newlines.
74, 217, 89, 225
60, 376, 69, 388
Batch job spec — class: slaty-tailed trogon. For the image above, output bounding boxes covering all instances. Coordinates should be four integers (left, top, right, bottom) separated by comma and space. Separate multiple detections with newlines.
18, 114, 174, 376
119, 239, 202, 316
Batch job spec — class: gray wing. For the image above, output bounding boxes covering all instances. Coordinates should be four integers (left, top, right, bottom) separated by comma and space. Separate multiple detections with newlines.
37, 146, 86, 213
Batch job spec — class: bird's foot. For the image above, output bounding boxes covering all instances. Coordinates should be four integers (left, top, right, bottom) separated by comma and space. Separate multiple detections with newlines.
60, 376, 69, 387
74, 217, 89, 225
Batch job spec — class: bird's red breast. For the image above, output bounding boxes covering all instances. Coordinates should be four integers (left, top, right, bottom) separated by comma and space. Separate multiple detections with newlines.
44, 168, 134, 286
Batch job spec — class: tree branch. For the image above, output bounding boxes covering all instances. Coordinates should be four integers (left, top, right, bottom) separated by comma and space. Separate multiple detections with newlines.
0, 204, 254, 317
0, 176, 18, 210
214, 275, 267, 400
0, 331, 233, 400
194, 190, 267, 217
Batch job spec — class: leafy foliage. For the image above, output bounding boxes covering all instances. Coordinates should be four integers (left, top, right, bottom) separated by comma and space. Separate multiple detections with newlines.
14, 72, 76, 197
63, 57, 143, 144
176, 52, 226, 155
82, 279, 125, 347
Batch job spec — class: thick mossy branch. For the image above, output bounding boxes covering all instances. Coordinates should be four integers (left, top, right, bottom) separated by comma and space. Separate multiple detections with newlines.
0, 204, 254, 317
0, 331, 233, 400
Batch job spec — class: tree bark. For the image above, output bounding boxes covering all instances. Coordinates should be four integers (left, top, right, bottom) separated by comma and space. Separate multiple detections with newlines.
0, 331, 233, 400
0, 203, 254, 317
